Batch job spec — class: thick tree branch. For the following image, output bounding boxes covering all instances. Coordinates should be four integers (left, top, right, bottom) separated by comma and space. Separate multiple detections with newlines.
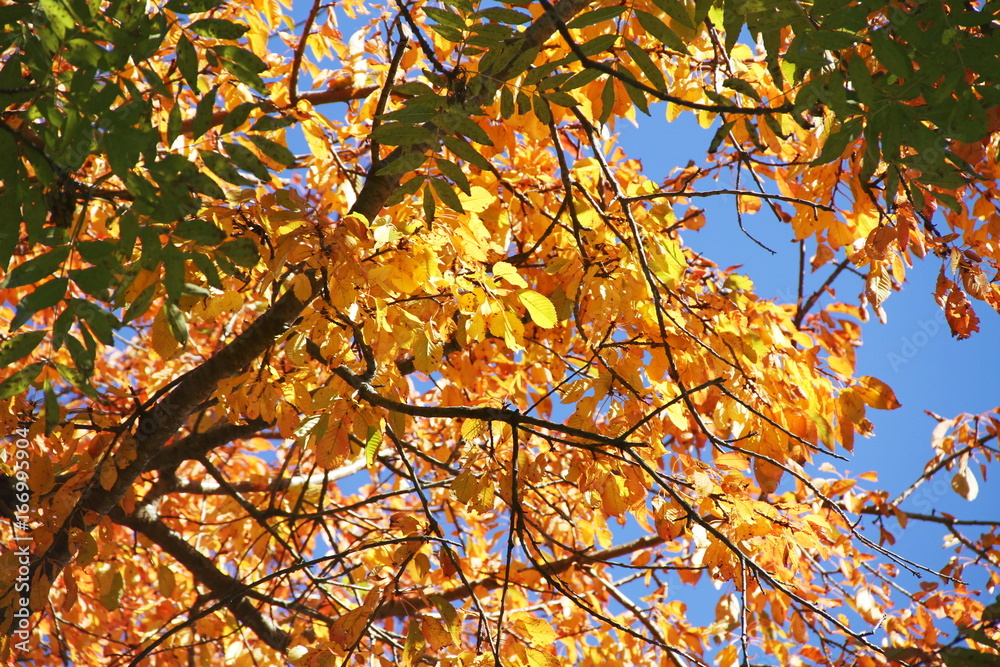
109, 507, 291, 652
31, 281, 316, 595
145, 418, 270, 472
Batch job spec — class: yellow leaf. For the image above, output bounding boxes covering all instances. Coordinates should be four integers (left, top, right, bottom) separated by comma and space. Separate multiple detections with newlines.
100, 463, 117, 491
854, 376, 901, 410
413, 331, 442, 373
461, 418, 488, 440
512, 612, 557, 646
291, 272, 312, 301
517, 289, 557, 328
713, 452, 749, 470
151, 307, 179, 361
460, 186, 493, 213
493, 261, 528, 287
402, 619, 426, 667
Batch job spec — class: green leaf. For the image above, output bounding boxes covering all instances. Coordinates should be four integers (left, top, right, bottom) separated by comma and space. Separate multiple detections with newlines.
165, 301, 188, 346
39, 0, 75, 40
69, 266, 113, 299
811, 117, 863, 165
74, 300, 118, 346
54, 360, 99, 397
0, 363, 45, 399
165, 0, 223, 11
200, 149, 254, 186
870, 30, 913, 78
650, 0, 695, 29
473, 7, 531, 24
218, 238, 259, 268
0, 331, 47, 368
422, 183, 436, 223
438, 113, 493, 146
365, 423, 383, 467
500, 85, 515, 118
708, 119, 737, 152
250, 114, 295, 133
562, 67, 605, 91
372, 123, 437, 146
386, 175, 426, 207
175, 218, 226, 245
566, 5, 626, 29
189, 18, 250, 40
221, 102, 259, 134
541, 81, 579, 103
635, 10, 690, 54
376, 150, 430, 176
191, 85, 219, 140
431, 176, 464, 214
0, 246, 71, 289
847, 55, 875, 107
247, 134, 296, 167
436, 158, 472, 195
10, 278, 68, 331
722, 77, 761, 102
123, 284, 157, 323
212, 45, 268, 94
624, 39, 667, 92
176, 35, 200, 91
224, 141, 270, 181
424, 6, 467, 31
532, 94, 552, 125
442, 135, 493, 172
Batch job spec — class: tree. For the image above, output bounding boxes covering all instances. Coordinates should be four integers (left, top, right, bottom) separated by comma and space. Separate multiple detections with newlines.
1, 0, 999, 664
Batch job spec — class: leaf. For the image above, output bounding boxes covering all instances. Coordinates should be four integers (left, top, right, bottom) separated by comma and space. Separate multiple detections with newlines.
0, 245, 71, 289
650, 0, 695, 29
634, 10, 690, 55
518, 290, 557, 328
188, 18, 250, 39
372, 122, 437, 146
175, 35, 200, 91
165, 302, 188, 346
175, 218, 227, 245
212, 45, 269, 94
190, 86, 218, 140
199, 149, 254, 186
431, 176, 464, 213
436, 158, 471, 195
247, 134, 296, 168
375, 150, 430, 176
217, 238, 260, 268
493, 261, 527, 287
566, 5, 626, 29
413, 331, 442, 373
442, 135, 494, 172
0, 362, 45, 399
624, 39, 667, 92
854, 376, 901, 410
224, 141, 270, 181
10, 278, 69, 330
951, 466, 979, 501
0, 330, 47, 367
365, 421, 384, 467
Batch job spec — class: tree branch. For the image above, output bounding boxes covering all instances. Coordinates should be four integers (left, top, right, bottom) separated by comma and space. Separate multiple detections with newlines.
109, 507, 291, 652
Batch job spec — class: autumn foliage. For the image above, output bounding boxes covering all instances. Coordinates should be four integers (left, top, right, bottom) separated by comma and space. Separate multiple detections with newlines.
1, 0, 999, 664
